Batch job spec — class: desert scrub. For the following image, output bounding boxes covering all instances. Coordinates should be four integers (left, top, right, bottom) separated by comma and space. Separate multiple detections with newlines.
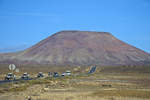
0, 79, 52, 93
0, 84, 29, 93
9, 85, 29, 92
91, 89, 150, 99
28, 79, 51, 85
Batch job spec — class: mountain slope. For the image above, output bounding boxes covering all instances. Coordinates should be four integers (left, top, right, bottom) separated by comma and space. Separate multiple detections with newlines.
0, 30, 150, 66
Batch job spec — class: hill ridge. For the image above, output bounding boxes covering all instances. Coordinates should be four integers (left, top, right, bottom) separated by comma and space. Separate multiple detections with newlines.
0, 30, 150, 66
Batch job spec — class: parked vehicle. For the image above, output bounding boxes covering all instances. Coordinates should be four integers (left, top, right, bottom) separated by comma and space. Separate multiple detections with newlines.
48, 72, 53, 77
53, 72, 59, 77
21, 72, 30, 80
66, 70, 71, 76
61, 70, 71, 76
37, 72, 44, 78
5, 73, 16, 80
88, 65, 97, 74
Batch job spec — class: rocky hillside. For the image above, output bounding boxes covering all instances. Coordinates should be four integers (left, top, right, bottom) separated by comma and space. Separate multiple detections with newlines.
0, 30, 150, 66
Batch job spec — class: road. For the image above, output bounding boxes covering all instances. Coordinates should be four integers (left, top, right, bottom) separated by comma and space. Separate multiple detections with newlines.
0, 66, 97, 84
0, 78, 34, 84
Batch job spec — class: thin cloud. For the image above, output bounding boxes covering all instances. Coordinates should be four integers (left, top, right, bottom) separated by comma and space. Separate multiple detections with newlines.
16, 12, 57, 17
0, 12, 62, 22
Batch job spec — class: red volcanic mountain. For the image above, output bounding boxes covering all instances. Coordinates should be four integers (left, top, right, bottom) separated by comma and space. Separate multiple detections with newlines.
0, 30, 150, 66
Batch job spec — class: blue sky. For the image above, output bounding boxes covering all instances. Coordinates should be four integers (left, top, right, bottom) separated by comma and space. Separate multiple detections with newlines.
0, 0, 150, 53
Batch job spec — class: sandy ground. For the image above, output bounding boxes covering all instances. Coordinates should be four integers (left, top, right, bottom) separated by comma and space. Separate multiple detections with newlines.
0, 72, 150, 100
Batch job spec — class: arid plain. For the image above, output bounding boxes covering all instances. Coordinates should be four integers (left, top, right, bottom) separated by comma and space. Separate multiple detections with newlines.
0, 65, 150, 100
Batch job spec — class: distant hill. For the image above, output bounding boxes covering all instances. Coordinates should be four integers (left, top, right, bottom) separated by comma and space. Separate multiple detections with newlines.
0, 44, 29, 53
0, 30, 150, 66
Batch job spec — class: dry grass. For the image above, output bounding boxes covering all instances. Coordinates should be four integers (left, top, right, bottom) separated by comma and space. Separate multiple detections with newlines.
92, 89, 150, 99
28, 91, 150, 100
0, 65, 150, 100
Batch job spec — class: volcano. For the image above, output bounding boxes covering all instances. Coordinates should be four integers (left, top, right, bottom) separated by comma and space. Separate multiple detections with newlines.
0, 30, 150, 66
